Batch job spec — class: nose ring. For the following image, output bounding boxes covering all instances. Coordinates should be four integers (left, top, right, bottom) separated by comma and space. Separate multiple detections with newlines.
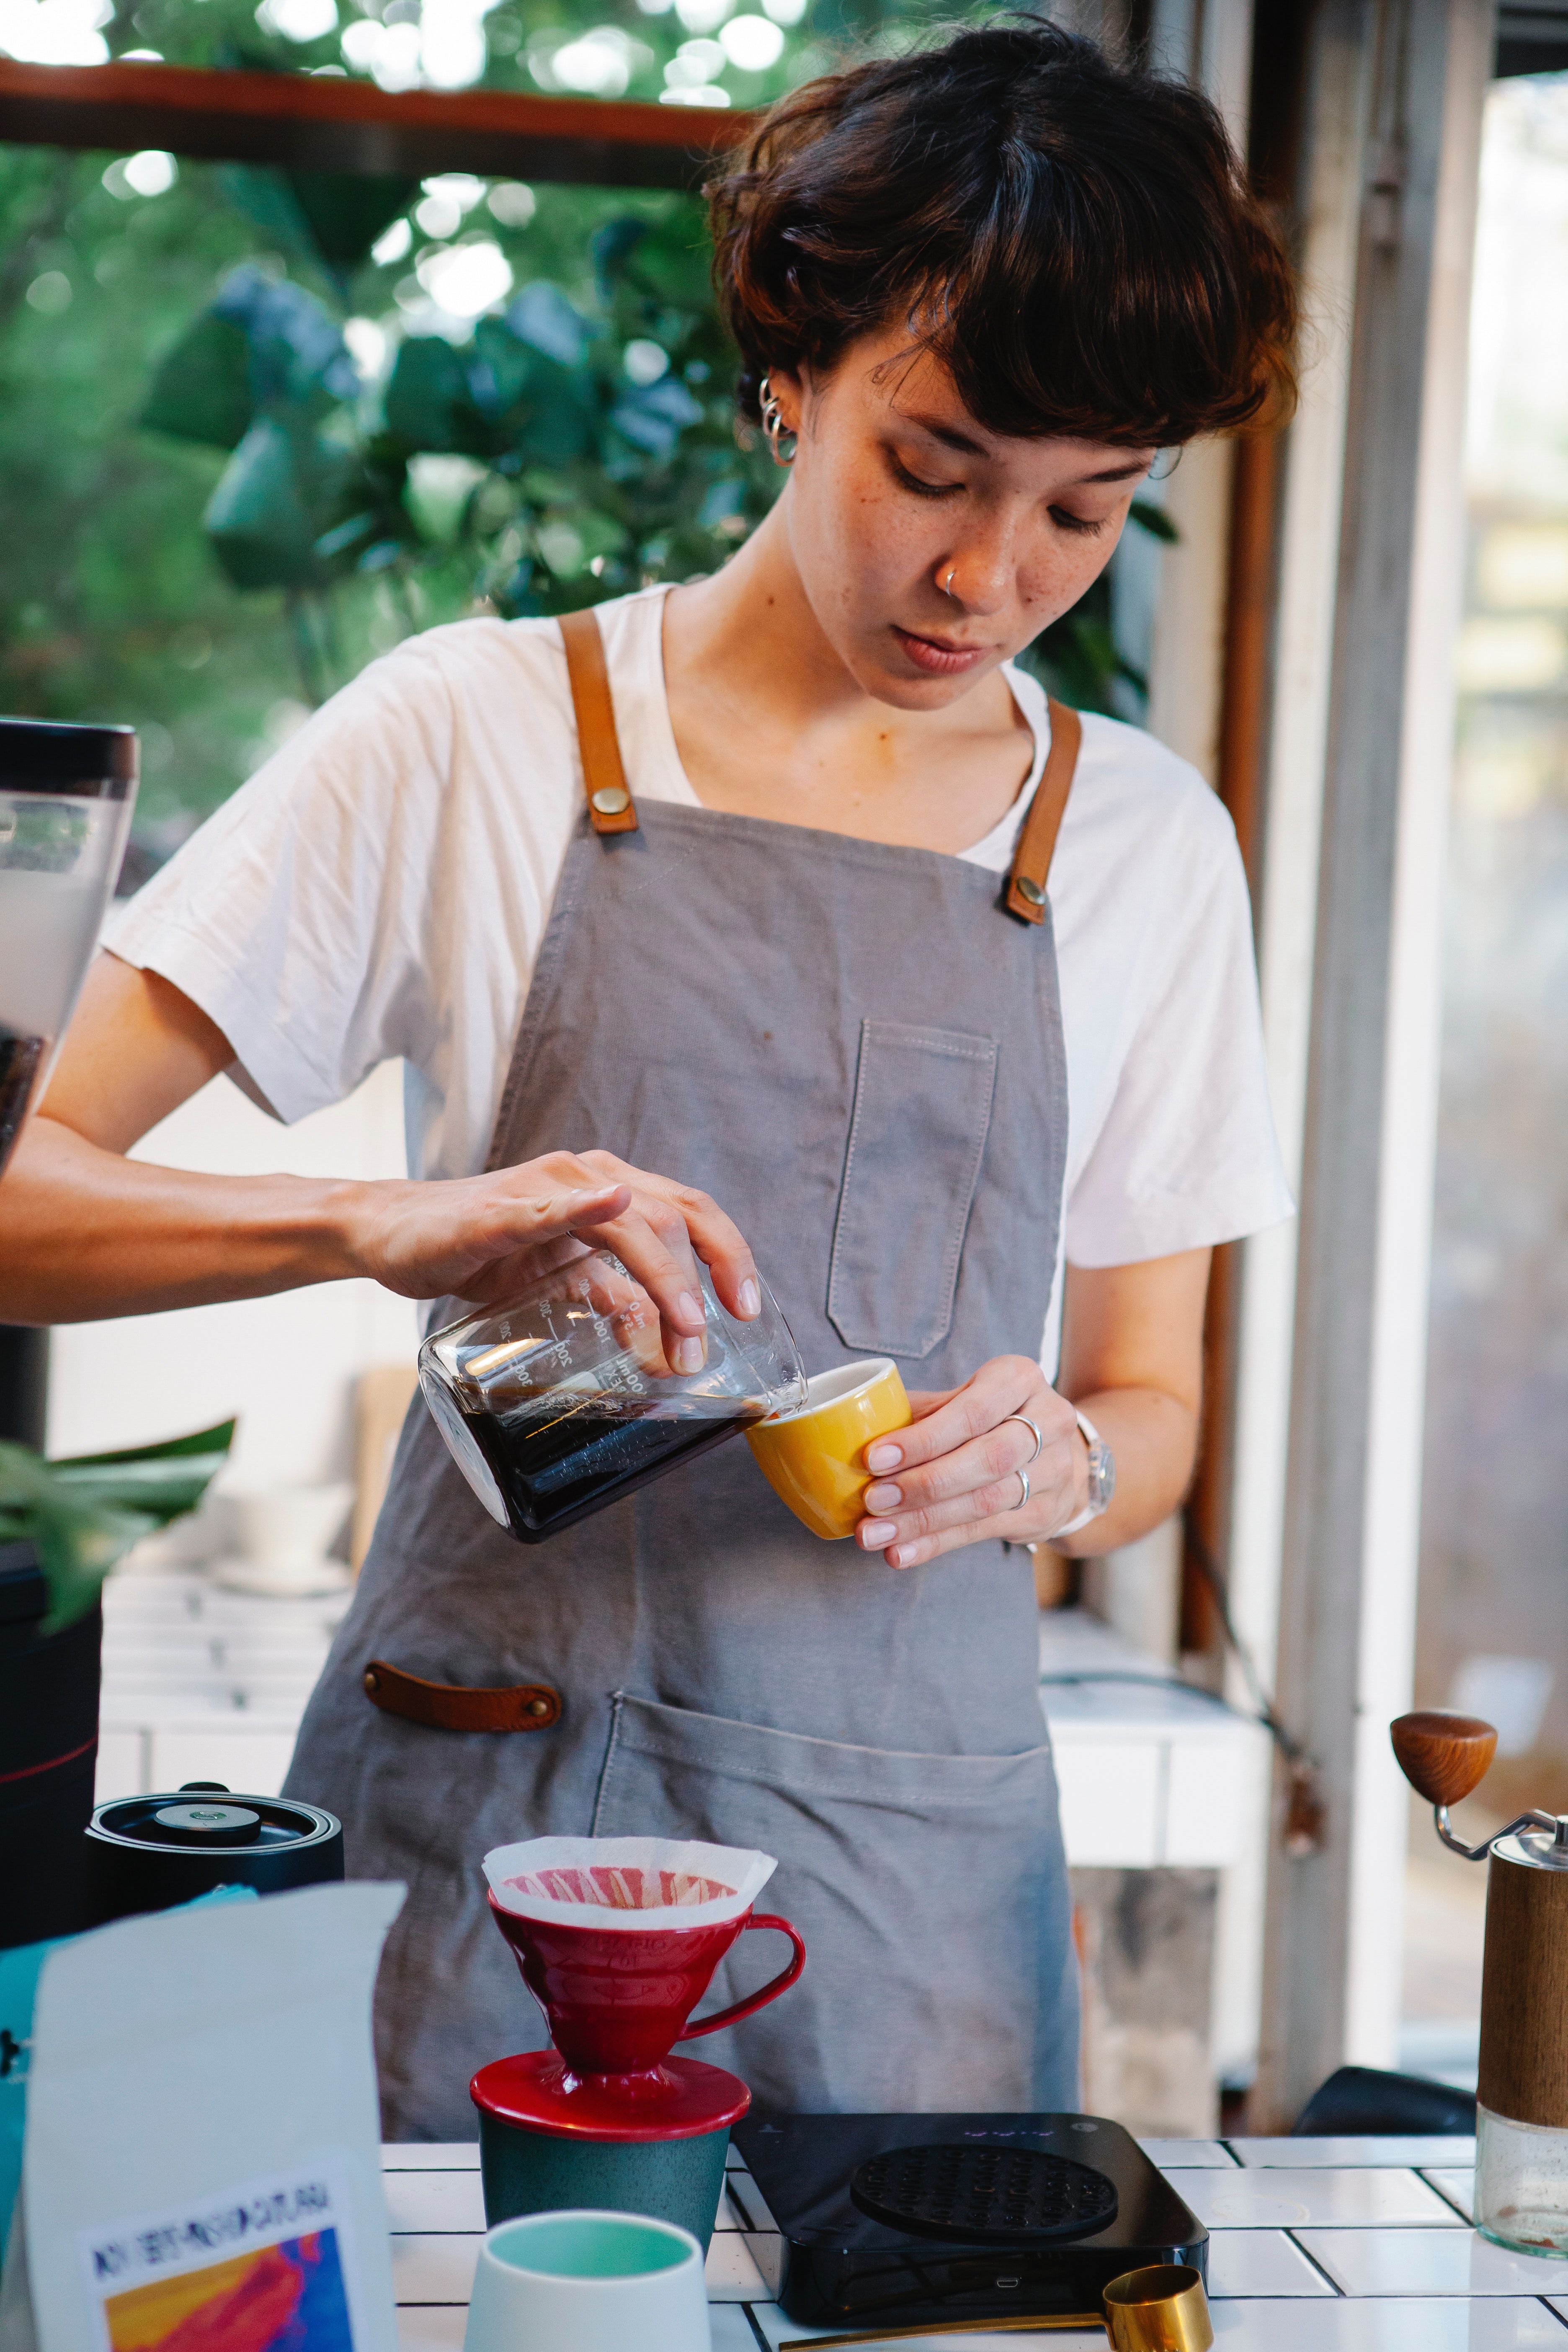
942, 567, 957, 597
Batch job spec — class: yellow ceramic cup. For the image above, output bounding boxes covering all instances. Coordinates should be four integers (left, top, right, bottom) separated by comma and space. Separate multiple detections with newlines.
745, 1357, 913, 1542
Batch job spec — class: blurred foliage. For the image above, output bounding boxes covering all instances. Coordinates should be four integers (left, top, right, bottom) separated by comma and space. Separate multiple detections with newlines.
0, 1419, 235, 1632
0, 80, 1166, 867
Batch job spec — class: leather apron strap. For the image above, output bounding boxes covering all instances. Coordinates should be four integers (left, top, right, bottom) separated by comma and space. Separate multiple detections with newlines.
363, 1659, 562, 1733
560, 608, 638, 834
559, 607, 1082, 897
1005, 699, 1081, 925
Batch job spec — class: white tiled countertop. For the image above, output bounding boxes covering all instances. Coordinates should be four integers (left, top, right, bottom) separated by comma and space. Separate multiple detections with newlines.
380, 2134, 1568, 2349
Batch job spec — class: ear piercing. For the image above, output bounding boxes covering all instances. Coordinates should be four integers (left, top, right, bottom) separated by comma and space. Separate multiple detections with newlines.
758, 374, 797, 467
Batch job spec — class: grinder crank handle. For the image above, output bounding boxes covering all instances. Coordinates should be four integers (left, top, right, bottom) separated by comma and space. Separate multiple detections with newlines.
678, 1913, 806, 2041
1389, 1710, 1556, 1859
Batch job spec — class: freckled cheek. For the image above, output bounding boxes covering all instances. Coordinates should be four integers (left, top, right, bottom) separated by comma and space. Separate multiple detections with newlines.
1020, 545, 1102, 621
825, 494, 928, 604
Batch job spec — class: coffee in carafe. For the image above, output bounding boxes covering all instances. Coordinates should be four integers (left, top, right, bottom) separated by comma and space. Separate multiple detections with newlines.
419, 1249, 805, 1542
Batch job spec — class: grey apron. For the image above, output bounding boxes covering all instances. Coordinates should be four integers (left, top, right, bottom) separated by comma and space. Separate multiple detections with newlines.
286, 635, 1081, 2140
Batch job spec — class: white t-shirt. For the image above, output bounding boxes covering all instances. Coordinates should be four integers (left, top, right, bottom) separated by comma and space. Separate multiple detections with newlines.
108, 585, 1292, 1363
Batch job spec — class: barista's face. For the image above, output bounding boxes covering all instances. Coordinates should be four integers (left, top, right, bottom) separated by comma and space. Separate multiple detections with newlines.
767, 329, 1155, 711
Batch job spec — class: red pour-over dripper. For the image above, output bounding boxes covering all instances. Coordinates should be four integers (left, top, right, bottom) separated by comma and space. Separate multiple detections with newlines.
473, 1880, 806, 2143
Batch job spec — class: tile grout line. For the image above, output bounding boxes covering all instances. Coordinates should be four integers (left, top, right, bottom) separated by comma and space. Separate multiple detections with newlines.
1417, 2170, 1475, 2223
1284, 2228, 1347, 2297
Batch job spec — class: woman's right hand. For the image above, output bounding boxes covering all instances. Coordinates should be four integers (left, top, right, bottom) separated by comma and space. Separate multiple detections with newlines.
345, 1147, 762, 1371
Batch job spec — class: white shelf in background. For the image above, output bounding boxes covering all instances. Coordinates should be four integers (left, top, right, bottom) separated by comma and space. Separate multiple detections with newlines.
1039, 1608, 1266, 1869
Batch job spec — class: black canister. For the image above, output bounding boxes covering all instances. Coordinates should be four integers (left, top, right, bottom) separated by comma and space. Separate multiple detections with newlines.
0, 1539, 103, 1948
84, 1782, 344, 1924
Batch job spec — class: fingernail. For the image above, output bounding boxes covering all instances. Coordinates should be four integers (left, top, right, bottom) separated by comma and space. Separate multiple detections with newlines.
891, 1545, 918, 1568
866, 1442, 903, 1473
860, 1519, 897, 1546
677, 1291, 703, 1328
673, 1336, 705, 1374
738, 1279, 761, 1318
864, 1482, 901, 1511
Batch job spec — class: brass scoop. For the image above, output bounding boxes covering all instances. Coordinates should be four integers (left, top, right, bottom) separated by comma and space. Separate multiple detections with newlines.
1103, 2264, 1213, 2352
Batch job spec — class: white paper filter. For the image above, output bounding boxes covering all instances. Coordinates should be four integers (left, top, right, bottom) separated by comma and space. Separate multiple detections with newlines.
483, 1836, 776, 1932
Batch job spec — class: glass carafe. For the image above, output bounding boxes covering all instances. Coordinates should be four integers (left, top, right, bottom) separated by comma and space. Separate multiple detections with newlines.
0, 719, 137, 1179
419, 1250, 806, 1543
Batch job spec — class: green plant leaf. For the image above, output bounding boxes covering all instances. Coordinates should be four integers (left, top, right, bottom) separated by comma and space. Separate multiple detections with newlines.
385, 335, 492, 458
506, 282, 591, 370
214, 266, 359, 415
1129, 497, 1179, 544
594, 216, 711, 314
140, 312, 255, 450
204, 417, 356, 591
0, 1421, 235, 1634
54, 1418, 237, 1469
220, 165, 416, 290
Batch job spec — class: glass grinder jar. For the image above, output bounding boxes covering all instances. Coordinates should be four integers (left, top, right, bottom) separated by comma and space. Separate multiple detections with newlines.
1392, 1710, 1568, 2255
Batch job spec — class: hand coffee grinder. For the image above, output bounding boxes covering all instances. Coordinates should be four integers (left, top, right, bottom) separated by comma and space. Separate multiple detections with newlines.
1393, 1710, 1568, 2254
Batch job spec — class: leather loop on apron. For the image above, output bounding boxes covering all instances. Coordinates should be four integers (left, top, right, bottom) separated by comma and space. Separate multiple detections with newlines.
559, 608, 638, 833
1006, 699, 1080, 923
363, 1659, 562, 1733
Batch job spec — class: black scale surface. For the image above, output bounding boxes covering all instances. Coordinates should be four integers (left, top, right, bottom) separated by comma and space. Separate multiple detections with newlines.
731, 2111, 1206, 2329
852, 2142, 1119, 2245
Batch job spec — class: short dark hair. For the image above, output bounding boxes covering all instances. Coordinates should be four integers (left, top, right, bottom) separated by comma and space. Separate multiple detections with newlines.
708, 17, 1297, 447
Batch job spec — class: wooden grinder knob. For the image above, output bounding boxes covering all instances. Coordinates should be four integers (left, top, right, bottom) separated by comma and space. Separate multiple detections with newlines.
1390, 1710, 1498, 1805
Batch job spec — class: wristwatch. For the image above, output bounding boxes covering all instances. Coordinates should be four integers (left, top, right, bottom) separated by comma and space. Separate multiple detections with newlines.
1051, 1407, 1116, 1539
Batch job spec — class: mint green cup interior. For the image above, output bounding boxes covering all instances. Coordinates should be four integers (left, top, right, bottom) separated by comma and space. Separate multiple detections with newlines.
487, 2211, 695, 2278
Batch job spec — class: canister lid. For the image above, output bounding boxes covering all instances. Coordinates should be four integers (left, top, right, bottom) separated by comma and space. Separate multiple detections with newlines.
150, 1800, 262, 1845
91, 1784, 338, 1856
0, 717, 137, 796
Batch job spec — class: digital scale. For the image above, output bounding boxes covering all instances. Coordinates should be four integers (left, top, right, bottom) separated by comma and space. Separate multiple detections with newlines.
730, 2111, 1207, 2329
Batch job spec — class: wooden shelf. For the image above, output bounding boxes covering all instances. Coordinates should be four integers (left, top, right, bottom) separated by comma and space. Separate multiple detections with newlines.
0, 57, 755, 188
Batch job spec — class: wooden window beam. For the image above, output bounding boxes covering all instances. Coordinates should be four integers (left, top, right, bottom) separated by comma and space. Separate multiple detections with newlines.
0, 57, 753, 188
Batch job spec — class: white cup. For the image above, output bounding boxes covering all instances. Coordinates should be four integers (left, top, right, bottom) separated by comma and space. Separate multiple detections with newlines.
216, 1481, 353, 1594
461, 2210, 710, 2352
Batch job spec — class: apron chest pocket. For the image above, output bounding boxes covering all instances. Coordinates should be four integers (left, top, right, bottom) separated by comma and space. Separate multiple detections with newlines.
828, 1019, 998, 1358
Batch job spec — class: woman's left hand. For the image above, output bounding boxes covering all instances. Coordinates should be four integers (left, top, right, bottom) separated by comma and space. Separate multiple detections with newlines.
855, 1354, 1081, 1568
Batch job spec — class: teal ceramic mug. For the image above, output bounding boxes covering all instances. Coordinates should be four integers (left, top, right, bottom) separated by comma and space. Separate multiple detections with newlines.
462, 2210, 709, 2352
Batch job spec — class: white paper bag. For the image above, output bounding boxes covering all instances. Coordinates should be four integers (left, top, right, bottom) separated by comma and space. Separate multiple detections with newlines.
9, 1882, 403, 2352
484, 1835, 776, 1931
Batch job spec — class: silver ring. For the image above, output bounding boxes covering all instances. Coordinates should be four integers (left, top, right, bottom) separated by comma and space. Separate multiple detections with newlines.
1001, 1412, 1042, 1464
942, 567, 957, 596
1016, 1466, 1030, 1511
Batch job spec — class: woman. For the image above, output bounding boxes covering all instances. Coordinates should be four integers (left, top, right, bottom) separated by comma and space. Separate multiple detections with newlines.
4, 22, 1295, 2133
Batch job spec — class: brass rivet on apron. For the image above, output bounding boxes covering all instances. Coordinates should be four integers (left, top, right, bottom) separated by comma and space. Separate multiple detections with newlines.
591, 786, 630, 817
364, 1668, 380, 1693
1015, 875, 1046, 907
526, 1697, 551, 1717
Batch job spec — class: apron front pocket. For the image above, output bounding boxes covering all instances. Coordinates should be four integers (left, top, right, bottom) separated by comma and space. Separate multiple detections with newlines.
828, 1020, 998, 1359
591, 1691, 1078, 2113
